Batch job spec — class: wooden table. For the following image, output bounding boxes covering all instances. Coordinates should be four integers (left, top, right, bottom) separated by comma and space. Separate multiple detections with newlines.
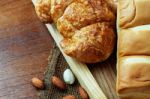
0, 0, 53, 98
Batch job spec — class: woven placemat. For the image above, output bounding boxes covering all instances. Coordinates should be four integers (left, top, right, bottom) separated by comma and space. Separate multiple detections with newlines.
38, 43, 81, 99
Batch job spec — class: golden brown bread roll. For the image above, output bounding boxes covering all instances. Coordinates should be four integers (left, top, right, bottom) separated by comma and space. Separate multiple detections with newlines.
35, 0, 116, 63
119, 0, 150, 28
117, 56, 150, 99
35, 0, 52, 23
118, 26, 150, 56
60, 22, 115, 63
117, 0, 150, 98
50, 0, 74, 23
57, 0, 115, 38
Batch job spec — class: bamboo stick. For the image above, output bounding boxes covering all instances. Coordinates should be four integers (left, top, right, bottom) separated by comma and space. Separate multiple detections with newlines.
32, 0, 107, 98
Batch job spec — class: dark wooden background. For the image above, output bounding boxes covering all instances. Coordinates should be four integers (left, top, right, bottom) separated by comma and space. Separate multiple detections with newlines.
0, 0, 53, 98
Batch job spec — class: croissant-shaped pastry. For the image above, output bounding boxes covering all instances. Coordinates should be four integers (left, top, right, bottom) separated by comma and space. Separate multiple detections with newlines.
35, 0, 116, 63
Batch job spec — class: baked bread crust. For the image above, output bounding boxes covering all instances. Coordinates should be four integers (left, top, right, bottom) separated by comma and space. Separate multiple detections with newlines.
118, 27, 150, 56
119, 0, 150, 28
117, 56, 150, 99
35, 0, 116, 63
35, 0, 52, 23
117, 0, 150, 98
57, 0, 115, 37
60, 22, 115, 63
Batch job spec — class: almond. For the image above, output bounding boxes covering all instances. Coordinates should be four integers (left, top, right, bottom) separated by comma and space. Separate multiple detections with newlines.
78, 86, 89, 99
31, 77, 44, 89
63, 69, 75, 85
51, 76, 66, 90
63, 95, 76, 99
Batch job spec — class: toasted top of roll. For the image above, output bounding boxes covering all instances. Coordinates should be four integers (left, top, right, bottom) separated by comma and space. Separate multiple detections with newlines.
35, 0, 116, 63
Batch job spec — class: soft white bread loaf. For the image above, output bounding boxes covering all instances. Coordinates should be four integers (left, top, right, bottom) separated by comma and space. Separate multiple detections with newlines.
118, 25, 150, 56
119, 0, 150, 28
117, 0, 150, 99
117, 55, 150, 99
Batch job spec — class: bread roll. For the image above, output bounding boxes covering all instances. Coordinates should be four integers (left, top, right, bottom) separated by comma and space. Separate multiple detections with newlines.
35, 0, 52, 23
35, 0, 116, 63
117, 56, 150, 99
117, 0, 150, 98
118, 26, 150, 56
119, 0, 150, 28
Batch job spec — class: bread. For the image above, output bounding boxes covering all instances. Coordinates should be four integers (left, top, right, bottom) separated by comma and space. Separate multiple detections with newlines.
60, 22, 115, 63
35, 0, 52, 23
35, 0, 116, 63
119, 0, 150, 28
117, 56, 150, 99
117, 0, 150, 98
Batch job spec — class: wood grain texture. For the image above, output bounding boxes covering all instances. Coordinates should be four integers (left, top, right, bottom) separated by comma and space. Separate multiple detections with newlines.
0, 0, 52, 99
90, 53, 118, 99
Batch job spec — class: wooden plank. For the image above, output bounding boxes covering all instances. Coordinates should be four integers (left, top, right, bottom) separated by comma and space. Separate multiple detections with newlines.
0, 0, 52, 98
